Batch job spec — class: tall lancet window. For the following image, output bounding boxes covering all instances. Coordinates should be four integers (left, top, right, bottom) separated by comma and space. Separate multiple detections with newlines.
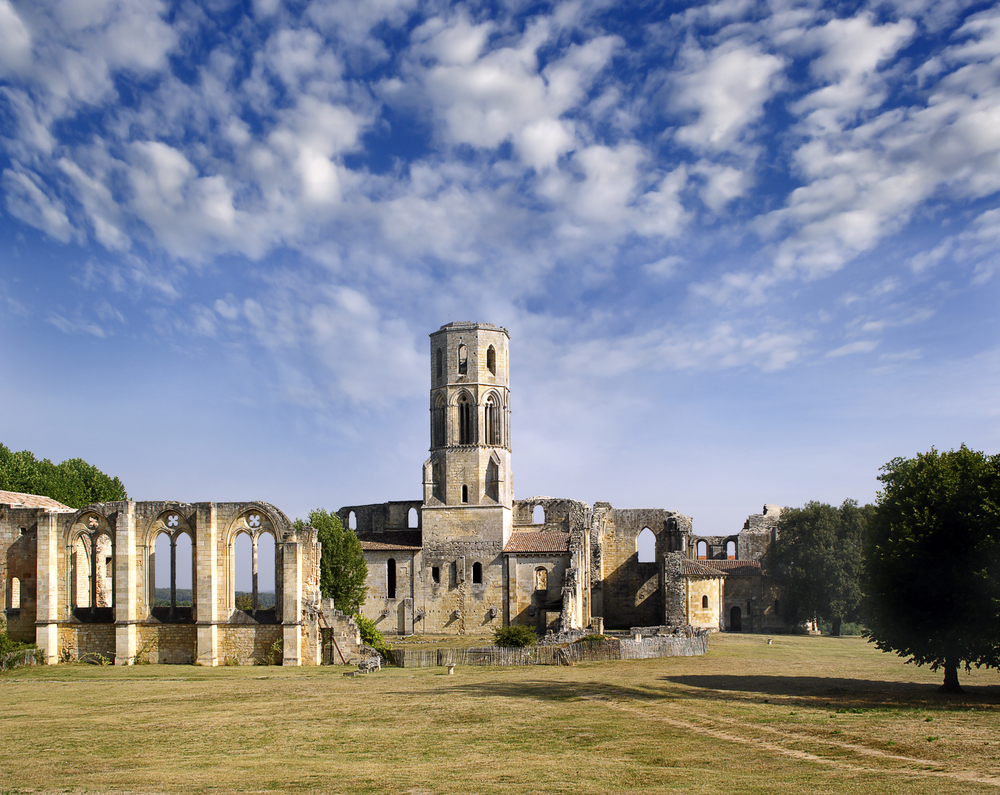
458, 393, 474, 444
432, 395, 446, 447
485, 394, 501, 446
458, 344, 468, 375
487, 345, 496, 375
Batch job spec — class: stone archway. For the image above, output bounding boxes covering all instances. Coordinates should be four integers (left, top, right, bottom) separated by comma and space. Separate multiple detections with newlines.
730, 605, 742, 632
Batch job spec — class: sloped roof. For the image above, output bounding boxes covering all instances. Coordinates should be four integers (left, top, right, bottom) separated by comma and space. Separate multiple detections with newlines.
504, 531, 571, 554
357, 530, 422, 551
681, 558, 725, 578
0, 490, 72, 510
701, 559, 767, 577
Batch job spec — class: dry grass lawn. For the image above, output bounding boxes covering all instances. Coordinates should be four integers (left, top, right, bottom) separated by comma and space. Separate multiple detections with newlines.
2, 634, 1000, 794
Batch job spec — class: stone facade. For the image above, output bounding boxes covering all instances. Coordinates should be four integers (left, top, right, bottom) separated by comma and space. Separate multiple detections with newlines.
341, 322, 792, 636
1, 493, 360, 665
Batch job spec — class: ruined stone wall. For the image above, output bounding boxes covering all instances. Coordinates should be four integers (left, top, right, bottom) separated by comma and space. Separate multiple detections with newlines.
508, 554, 569, 633
135, 624, 197, 664
512, 498, 589, 533
59, 624, 115, 661
359, 550, 418, 634
684, 576, 723, 631
218, 625, 284, 665
595, 506, 692, 629
3, 508, 39, 642
338, 501, 422, 535
416, 542, 504, 635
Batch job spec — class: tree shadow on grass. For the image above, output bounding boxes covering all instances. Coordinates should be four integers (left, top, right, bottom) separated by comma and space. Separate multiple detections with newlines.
662, 674, 1000, 710
437, 678, 672, 704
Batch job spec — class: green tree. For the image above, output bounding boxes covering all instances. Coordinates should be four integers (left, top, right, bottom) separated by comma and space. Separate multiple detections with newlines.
0, 444, 127, 508
298, 510, 368, 615
866, 446, 1000, 693
766, 500, 871, 636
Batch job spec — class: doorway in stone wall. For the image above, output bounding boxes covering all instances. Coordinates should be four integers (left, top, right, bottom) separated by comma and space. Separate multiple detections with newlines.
730, 605, 742, 632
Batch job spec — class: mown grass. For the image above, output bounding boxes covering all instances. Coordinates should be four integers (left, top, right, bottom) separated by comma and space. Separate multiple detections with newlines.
2, 634, 999, 794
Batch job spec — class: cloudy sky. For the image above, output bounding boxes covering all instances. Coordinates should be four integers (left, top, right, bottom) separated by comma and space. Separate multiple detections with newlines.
2, 0, 998, 549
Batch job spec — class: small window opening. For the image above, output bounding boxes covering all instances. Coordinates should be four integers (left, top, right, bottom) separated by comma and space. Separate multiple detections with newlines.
472, 561, 482, 584
408, 507, 418, 528
696, 539, 707, 559
637, 527, 655, 563
10, 577, 20, 609
532, 505, 545, 524
487, 345, 496, 375
436, 347, 443, 378
387, 558, 397, 599
431, 566, 440, 584
726, 540, 736, 559
534, 567, 547, 592
462, 484, 469, 503
774, 598, 780, 615
702, 595, 709, 609
458, 344, 468, 375
348, 511, 357, 530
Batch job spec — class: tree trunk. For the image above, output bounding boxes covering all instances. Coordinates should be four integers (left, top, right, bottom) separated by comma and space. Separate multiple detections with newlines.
939, 658, 964, 694
831, 616, 842, 637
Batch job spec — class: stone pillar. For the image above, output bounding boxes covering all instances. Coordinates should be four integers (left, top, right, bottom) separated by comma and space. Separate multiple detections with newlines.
281, 536, 302, 666
195, 504, 220, 666
34, 510, 61, 664
115, 502, 139, 665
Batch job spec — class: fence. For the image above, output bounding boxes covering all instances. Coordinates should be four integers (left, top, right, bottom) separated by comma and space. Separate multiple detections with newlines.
384, 631, 708, 668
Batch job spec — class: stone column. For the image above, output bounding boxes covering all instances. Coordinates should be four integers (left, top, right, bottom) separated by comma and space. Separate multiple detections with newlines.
114, 502, 138, 665
195, 503, 219, 666
281, 535, 302, 666
34, 510, 61, 664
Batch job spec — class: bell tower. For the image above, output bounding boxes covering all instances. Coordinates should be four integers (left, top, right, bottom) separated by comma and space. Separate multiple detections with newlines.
421, 322, 512, 547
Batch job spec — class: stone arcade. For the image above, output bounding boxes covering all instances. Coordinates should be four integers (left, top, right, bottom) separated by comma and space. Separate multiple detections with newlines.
340, 322, 791, 637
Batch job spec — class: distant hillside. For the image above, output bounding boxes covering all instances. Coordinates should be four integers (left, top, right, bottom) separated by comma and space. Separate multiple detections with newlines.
152, 588, 275, 608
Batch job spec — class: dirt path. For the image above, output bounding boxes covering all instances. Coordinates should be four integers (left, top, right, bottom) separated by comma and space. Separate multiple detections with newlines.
583, 694, 1000, 788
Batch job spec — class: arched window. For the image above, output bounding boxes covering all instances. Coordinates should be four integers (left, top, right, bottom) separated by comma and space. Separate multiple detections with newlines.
485, 457, 499, 502
696, 539, 708, 559
458, 393, 474, 444
462, 484, 469, 504
472, 561, 482, 584
533, 505, 545, 524
408, 507, 418, 528
234, 531, 254, 612
436, 347, 443, 378
702, 595, 709, 609
487, 345, 496, 375
431, 566, 440, 584
534, 567, 547, 592
348, 511, 357, 530
432, 395, 446, 447
726, 539, 737, 559
458, 344, 468, 375
9, 577, 19, 609
95, 534, 114, 607
387, 558, 397, 599
637, 527, 656, 563
485, 393, 501, 445
73, 534, 91, 608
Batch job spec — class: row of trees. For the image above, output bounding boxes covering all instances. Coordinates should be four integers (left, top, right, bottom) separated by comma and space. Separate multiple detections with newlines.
769, 445, 1000, 692
0, 444, 127, 508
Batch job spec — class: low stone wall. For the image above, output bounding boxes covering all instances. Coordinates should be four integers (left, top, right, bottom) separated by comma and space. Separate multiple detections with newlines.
59, 624, 115, 663
217, 625, 283, 665
136, 624, 197, 664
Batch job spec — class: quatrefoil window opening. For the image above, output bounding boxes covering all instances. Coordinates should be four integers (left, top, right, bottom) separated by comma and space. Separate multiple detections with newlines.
87, 517, 99, 528
167, 515, 179, 528
248, 514, 261, 528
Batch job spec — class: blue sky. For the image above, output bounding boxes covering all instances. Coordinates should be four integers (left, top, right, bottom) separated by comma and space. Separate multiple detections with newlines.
2, 0, 999, 564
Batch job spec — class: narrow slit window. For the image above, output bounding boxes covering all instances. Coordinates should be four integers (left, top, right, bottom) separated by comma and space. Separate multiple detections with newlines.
472, 562, 482, 584
487, 345, 496, 375
462, 484, 469, 504
10, 577, 20, 609
348, 511, 357, 530
458, 344, 468, 375
726, 540, 736, 559
431, 566, 440, 584
387, 558, 397, 599
702, 595, 708, 609
408, 507, 418, 528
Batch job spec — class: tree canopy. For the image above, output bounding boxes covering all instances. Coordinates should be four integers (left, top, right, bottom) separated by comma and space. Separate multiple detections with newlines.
299, 509, 368, 615
766, 500, 870, 636
866, 446, 1000, 693
0, 444, 127, 508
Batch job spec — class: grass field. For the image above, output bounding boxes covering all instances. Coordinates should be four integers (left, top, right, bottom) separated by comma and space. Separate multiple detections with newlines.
2, 634, 1000, 794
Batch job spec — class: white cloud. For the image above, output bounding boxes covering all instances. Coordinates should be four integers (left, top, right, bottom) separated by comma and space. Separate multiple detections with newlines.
1, 167, 77, 243
0, 1, 31, 77
826, 340, 878, 357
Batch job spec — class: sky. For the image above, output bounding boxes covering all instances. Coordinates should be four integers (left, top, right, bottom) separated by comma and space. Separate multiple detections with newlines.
2, 0, 999, 572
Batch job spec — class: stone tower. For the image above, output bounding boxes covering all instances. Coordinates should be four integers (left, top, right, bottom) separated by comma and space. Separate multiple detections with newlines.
421, 321, 513, 549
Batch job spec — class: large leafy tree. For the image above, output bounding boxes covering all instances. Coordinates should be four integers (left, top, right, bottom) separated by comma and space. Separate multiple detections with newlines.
866, 446, 1000, 693
299, 509, 368, 615
767, 500, 870, 636
0, 444, 127, 508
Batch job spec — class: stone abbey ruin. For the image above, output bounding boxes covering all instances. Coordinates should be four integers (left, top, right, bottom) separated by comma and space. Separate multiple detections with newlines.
2, 322, 791, 665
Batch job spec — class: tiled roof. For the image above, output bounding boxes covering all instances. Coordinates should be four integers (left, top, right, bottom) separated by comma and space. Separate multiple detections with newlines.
681, 558, 725, 578
504, 531, 571, 554
701, 559, 766, 577
0, 490, 72, 510
356, 530, 422, 551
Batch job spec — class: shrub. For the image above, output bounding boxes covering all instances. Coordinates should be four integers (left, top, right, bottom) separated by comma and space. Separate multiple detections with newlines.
493, 625, 538, 647
576, 634, 607, 646
354, 614, 391, 659
0, 631, 41, 671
